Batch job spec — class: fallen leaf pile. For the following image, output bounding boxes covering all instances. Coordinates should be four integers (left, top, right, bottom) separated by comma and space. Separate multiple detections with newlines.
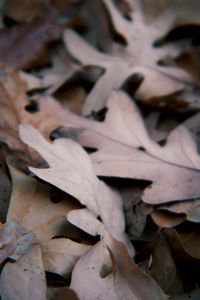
0, 0, 200, 299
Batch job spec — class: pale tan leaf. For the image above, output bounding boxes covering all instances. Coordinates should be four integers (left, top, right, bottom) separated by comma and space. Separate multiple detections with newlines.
63, 0, 199, 115
41, 238, 91, 277
149, 236, 184, 296
0, 245, 46, 300
70, 240, 117, 300
67, 208, 104, 237
19, 124, 133, 254
60, 91, 200, 204
157, 199, 200, 223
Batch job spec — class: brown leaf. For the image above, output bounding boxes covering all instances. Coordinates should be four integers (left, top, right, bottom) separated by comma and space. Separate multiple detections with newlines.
0, 245, 47, 300
4, 0, 45, 22
166, 228, 200, 291
108, 236, 168, 300
149, 235, 184, 296
70, 235, 167, 299
0, 71, 63, 168
175, 227, 200, 259
47, 287, 79, 300
0, 10, 64, 69
166, 227, 200, 264
151, 210, 186, 228
0, 154, 11, 222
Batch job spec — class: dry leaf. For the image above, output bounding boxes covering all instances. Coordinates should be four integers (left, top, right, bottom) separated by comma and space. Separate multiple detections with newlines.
47, 287, 79, 300
41, 238, 91, 277
63, 0, 200, 115
0, 221, 19, 263
70, 234, 167, 300
70, 239, 117, 300
0, 9, 66, 69
7, 167, 79, 244
59, 91, 200, 204
4, 0, 45, 22
0, 166, 79, 262
0, 2, 199, 298
71, 236, 167, 300
151, 210, 186, 228
174, 227, 200, 259
166, 228, 200, 260
0, 245, 47, 300
156, 199, 200, 223
0, 70, 64, 168
19, 123, 133, 254
108, 236, 168, 300
149, 235, 184, 296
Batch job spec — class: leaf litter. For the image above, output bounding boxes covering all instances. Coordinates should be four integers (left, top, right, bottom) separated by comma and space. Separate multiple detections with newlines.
0, 0, 200, 299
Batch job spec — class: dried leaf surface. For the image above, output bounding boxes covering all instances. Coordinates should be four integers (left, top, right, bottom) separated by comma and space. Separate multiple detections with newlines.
63, 0, 200, 115
7, 167, 78, 244
0, 71, 65, 168
0, 245, 47, 300
19, 124, 132, 253
70, 235, 167, 300
59, 91, 200, 204
0, 9, 65, 69
41, 238, 91, 277
70, 240, 117, 300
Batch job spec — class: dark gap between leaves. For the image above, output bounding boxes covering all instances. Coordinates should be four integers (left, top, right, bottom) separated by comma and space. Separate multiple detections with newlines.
25, 100, 39, 113
153, 24, 200, 47
46, 271, 69, 287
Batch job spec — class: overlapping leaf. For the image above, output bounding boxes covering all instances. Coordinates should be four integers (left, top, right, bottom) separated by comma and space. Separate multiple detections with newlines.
0, 245, 46, 300
57, 90, 200, 204
19, 124, 133, 253
63, 0, 200, 115
0, 167, 80, 263
70, 234, 167, 300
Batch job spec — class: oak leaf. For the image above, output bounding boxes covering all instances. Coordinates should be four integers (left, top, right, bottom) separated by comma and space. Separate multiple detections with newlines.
63, 0, 200, 115
70, 235, 167, 300
0, 166, 79, 262
19, 123, 133, 253
0, 71, 63, 168
58, 91, 200, 204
